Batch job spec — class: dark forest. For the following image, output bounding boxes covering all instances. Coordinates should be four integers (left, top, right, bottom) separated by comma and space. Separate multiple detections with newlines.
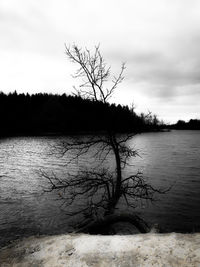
0, 91, 161, 136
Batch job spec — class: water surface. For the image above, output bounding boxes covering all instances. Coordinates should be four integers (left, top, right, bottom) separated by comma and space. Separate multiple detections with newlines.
0, 130, 200, 247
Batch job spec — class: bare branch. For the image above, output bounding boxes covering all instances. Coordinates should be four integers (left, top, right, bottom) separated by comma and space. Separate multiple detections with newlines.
42, 44, 170, 233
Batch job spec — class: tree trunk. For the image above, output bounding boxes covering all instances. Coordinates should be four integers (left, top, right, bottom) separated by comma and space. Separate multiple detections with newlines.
105, 133, 122, 215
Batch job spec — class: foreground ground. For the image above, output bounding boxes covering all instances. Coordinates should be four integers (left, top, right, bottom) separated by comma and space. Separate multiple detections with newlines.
0, 233, 200, 266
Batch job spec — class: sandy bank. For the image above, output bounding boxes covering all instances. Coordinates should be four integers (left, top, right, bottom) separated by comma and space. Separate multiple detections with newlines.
0, 233, 200, 266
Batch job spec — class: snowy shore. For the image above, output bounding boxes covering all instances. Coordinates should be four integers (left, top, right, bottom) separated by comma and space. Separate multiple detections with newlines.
0, 233, 200, 266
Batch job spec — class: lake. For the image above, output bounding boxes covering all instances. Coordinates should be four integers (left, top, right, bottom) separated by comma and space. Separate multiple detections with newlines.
0, 130, 200, 247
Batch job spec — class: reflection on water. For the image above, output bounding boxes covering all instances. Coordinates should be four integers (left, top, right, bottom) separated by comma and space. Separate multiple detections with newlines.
0, 130, 200, 247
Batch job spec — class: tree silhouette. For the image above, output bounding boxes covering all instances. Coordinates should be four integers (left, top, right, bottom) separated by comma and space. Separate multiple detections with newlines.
42, 44, 167, 233
0, 91, 160, 137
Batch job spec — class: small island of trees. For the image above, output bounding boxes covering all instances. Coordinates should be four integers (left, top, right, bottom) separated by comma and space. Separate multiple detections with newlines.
169, 119, 200, 130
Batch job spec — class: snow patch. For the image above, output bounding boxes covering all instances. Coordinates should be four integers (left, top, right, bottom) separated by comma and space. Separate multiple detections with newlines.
0, 233, 200, 266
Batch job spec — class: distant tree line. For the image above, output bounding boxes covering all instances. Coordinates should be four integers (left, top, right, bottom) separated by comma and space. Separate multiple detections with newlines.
0, 91, 161, 136
168, 119, 200, 130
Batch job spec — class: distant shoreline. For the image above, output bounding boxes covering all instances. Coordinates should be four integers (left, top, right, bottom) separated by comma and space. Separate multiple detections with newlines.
2, 128, 200, 139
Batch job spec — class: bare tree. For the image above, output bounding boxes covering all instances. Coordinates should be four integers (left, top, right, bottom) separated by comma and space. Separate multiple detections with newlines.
42, 44, 167, 233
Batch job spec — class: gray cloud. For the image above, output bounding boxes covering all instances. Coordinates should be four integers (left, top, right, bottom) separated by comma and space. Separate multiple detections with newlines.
0, 0, 200, 122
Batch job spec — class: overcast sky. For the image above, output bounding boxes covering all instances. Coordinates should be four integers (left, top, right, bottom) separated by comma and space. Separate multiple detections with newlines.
1, 0, 200, 123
